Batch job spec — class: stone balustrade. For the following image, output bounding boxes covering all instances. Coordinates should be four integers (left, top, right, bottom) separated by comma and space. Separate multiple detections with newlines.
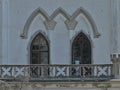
0, 64, 113, 82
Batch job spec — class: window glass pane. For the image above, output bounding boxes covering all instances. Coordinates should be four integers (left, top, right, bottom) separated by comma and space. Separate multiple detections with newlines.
31, 52, 38, 64
40, 52, 48, 64
31, 33, 49, 64
32, 45, 39, 50
40, 46, 48, 51
33, 36, 40, 45
72, 33, 91, 64
73, 48, 80, 61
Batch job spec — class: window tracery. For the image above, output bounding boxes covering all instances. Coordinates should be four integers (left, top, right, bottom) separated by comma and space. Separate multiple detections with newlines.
72, 32, 91, 64
30, 33, 49, 64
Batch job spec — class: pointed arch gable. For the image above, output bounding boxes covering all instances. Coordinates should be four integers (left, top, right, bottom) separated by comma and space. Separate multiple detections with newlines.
50, 7, 70, 20
71, 7, 101, 38
21, 7, 100, 39
21, 7, 50, 39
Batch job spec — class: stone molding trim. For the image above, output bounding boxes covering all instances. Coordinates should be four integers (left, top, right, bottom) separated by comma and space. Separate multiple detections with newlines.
71, 7, 101, 38
20, 7, 101, 39
50, 7, 70, 20
44, 20, 57, 30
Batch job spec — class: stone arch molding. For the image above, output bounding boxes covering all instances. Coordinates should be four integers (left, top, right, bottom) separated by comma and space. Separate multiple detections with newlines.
21, 7, 101, 39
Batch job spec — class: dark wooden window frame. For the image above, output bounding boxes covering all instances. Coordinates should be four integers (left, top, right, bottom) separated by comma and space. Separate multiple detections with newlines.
72, 32, 91, 64
30, 33, 49, 64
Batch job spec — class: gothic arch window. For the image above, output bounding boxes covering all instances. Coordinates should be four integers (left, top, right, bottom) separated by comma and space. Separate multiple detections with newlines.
72, 32, 91, 64
30, 33, 49, 64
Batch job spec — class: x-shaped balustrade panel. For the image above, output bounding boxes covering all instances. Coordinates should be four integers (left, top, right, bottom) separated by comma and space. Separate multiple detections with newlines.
0, 64, 113, 81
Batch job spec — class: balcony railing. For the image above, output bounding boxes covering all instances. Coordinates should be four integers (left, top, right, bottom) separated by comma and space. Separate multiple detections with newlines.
0, 64, 114, 82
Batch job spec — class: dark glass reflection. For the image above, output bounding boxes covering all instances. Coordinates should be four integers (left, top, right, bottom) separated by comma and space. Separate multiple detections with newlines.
72, 32, 91, 64
31, 34, 49, 64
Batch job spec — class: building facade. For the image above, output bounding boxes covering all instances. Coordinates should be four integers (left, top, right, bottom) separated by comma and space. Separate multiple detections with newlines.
0, 0, 120, 90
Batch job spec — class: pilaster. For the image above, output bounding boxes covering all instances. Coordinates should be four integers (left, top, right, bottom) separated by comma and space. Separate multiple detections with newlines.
110, 0, 120, 53
111, 53, 120, 79
2, 0, 9, 64
0, 0, 2, 64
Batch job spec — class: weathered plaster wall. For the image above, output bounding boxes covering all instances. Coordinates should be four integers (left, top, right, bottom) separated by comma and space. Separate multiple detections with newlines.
0, 0, 112, 64
0, 0, 2, 64
110, 0, 120, 54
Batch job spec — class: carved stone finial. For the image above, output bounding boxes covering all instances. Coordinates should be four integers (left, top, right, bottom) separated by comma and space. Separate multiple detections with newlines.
111, 53, 120, 62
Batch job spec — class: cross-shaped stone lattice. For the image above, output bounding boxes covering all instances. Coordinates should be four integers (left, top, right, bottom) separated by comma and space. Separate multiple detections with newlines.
15, 67, 25, 77
56, 67, 66, 76
97, 66, 107, 76
2, 67, 11, 77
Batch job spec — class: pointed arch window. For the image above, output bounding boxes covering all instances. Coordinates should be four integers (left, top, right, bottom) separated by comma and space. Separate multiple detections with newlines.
72, 32, 91, 64
30, 33, 49, 64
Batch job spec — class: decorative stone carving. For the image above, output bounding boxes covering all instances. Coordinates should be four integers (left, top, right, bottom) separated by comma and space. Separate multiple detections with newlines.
65, 19, 78, 30
111, 53, 120, 62
44, 20, 57, 30
50, 7, 70, 20
20, 7, 50, 39
21, 7, 101, 39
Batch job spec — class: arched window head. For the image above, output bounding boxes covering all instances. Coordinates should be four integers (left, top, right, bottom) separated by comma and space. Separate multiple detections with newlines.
72, 32, 91, 64
30, 33, 49, 64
